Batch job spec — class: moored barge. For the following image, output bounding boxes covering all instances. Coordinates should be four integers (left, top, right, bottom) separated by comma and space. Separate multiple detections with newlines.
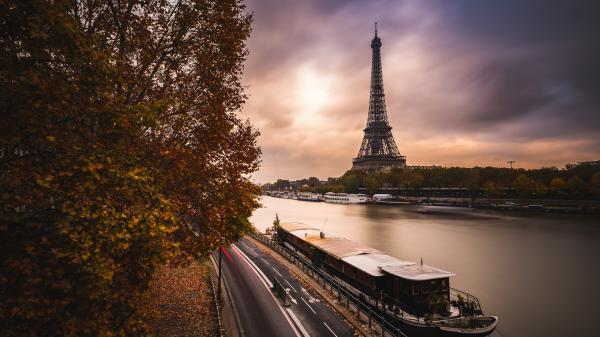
276, 222, 497, 337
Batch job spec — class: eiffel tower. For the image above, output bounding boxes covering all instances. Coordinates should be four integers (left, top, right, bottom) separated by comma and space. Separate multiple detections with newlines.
352, 23, 406, 171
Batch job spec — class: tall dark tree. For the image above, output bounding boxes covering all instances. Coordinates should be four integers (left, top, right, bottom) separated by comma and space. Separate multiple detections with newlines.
0, 0, 259, 335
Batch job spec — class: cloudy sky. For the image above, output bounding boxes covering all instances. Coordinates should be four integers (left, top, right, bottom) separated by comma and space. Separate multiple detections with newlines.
240, 0, 600, 183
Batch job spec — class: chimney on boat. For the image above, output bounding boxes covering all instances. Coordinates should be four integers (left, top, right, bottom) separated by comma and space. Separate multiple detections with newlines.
320, 231, 325, 239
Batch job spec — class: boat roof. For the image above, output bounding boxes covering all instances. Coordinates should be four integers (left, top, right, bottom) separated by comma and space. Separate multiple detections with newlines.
280, 222, 319, 232
381, 264, 455, 281
305, 236, 382, 259
281, 222, 381, 259
279, 222, 455, 281
342, 253, 414, 276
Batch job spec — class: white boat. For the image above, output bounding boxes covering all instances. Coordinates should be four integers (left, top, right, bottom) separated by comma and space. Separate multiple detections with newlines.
372, 193, 393, 201
435, 316, 498, 337
323, 192, 368, 204
297, 192, 323, 202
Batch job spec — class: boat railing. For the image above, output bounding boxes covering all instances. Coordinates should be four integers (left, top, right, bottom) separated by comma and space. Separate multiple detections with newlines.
450, 287, 482, 315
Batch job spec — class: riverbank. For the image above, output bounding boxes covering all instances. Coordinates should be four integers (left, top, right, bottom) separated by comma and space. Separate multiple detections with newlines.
263, 191, 600, 214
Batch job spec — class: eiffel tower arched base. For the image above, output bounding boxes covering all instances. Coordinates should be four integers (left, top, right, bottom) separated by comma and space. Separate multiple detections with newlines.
352, 155, 406, 172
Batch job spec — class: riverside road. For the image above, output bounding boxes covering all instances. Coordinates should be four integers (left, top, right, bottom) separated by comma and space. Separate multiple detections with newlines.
215, 237, 354, 337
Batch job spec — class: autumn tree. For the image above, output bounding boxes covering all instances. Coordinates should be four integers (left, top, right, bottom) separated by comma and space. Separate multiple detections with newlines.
0, 0, 259, 336
462, 169, 481, 197
588, 172, 600, 197
566, 176, 585, 198
513, 174, 534, 198
409, 172, 425, 189
364, 175, 379, 195
534, 181, 548, 197
307, 176, 320, 186
483, 181, 500, 198
550, 177, 567, 191
274, 179, 291, 190
342, 171, 360, 193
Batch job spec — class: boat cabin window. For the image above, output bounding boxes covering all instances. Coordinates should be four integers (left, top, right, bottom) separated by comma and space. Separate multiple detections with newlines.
421, 280, 439, 294
441, 279, 448, 290
411, 284, 419, 295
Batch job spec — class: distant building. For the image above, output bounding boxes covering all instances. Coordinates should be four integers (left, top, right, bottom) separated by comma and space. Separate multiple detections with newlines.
565, 160, 600, 169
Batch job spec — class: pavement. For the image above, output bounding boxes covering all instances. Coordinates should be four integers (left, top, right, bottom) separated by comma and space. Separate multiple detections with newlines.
213, 237, 355, 337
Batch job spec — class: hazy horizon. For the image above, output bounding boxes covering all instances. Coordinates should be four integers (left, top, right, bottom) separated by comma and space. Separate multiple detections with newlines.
241, 0, 600, 183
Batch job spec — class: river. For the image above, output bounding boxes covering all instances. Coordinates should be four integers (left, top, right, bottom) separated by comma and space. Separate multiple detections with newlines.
250, 196, 600, 337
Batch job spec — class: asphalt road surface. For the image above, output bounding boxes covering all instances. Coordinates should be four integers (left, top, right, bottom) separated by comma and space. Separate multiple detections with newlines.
215, 243, 298, 337
216, 236, 354, 337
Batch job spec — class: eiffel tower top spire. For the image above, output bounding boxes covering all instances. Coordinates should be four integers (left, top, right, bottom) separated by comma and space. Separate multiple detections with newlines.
352, 24, 406, 171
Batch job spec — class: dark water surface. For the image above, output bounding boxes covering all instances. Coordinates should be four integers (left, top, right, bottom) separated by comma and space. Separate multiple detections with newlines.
250, 196, 600, 337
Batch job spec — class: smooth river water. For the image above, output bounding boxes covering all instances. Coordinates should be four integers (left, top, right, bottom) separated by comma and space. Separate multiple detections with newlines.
250, 196, 600, 337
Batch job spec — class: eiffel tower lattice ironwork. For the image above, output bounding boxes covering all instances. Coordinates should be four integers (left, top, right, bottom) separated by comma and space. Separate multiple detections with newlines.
352, 23, 406, 171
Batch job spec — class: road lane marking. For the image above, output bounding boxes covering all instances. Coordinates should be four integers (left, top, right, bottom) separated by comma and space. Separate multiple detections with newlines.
323, 322, 338, 337
261, 257, 272, 266
288, 294, 297, 304
300, 287, 318, 303
231, 244, 273, 288
301, 297, 317, 314
286, 308, 311, 337
229, 245, 302, 337
272, 266, 283, 277
285, 279, 297, 292
239, 241, 253, 251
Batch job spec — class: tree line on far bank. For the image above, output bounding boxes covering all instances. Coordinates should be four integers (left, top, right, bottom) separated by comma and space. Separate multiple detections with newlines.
265, 164, 600, 200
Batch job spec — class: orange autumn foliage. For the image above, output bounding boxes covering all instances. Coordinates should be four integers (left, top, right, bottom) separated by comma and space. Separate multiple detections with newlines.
0, 0, 259, 335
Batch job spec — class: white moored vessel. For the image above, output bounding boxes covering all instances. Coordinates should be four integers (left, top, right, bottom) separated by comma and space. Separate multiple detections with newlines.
297, 192, 323, 202
323, 192, 368, 204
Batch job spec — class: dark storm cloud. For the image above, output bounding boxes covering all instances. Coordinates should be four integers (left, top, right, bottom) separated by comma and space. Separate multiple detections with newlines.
435, 0, 600, 136
241, 0, 600, 182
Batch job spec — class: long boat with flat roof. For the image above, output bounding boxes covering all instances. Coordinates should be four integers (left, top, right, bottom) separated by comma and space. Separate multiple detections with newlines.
276, 222, 498, 337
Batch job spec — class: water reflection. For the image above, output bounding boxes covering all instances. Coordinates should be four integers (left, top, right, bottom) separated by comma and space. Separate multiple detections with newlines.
250, 197, 600, 337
